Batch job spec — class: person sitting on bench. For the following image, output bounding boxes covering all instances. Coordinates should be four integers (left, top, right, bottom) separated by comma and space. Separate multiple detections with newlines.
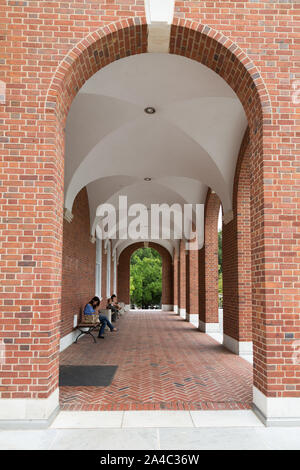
106, 294, 120, 322
84, 296, 118, 339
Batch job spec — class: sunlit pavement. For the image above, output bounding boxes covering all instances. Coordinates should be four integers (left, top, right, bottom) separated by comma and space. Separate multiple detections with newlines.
1, 417, 300, 450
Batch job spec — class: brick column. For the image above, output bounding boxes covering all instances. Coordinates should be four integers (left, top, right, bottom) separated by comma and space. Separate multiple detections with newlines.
161, 245, 174, 311
173, 248, 179, 314
222, 131, 252, 359
0, 111, 63, 423
178, 240, 186, 318
186, 247, 200, 326
198, 190, 220, 333
250, 124, 300, 424
101, 243, 109, 308
117, 250, 130, 306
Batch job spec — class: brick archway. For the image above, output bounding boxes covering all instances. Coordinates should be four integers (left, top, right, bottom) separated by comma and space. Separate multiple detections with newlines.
46, 18, 271, 129
4, 6, 294, 425
43, 19, 271, 410
117, 242, 173, 308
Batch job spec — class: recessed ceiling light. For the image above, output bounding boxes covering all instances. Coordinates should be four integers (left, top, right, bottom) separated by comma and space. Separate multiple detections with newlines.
144, 106, 156, 115
144, 177, 152, 181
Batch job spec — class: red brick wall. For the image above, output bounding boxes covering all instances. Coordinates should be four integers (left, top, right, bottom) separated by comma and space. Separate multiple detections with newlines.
223, 129, 252, 343
199, 190, 220, 325
0, 1, 299, 401
186, 226, 200, 318
186, 245, 200, 317
61, 188, 95, 338
117, 242, 173, 306
198, 247, 205, 320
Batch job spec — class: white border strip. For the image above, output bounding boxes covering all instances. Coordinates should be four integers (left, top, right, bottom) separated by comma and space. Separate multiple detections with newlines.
0, 388, 59, 421
223, 334, 253, 362
162, 304, 173, 311
60, 330, 79, 352
198, 320, 220, 333
253, 386, 300, 425
179, 308, 186, 319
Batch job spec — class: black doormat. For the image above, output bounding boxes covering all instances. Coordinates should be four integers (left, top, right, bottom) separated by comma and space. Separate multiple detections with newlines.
59, 365, 118, 387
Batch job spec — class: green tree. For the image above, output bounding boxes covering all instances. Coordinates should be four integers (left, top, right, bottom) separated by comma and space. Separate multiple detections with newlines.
130, 248, 162, 307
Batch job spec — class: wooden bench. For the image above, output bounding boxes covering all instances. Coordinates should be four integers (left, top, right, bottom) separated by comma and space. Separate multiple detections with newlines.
74, 308, 114, 343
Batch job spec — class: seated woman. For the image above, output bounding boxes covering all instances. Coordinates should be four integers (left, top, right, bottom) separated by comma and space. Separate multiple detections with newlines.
84, 296, 118, 339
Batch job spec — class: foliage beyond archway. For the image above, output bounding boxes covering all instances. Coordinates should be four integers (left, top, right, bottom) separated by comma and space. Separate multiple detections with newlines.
130, 248, 162, 308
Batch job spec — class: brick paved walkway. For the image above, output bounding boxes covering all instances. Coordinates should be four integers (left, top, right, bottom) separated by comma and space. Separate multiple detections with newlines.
60, 311, 252, 410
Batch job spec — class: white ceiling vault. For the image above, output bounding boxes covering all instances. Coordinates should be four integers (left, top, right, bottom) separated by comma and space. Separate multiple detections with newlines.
64, 52, 248, 249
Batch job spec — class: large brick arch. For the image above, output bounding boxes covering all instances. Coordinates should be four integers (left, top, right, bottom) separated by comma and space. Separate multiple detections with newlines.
1, 15, 272, 406
117, 242, 173, 307
46, 17, 271, 129
44, 18, 270, 399
45, 18, 270, 220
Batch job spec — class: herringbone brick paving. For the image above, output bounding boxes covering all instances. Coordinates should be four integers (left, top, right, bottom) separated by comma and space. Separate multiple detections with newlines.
60, 311, 252, 410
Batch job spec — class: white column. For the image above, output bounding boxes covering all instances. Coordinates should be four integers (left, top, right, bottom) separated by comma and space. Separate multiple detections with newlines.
106, 240, 111, 298
95, 237, 102, 298
113, 254, 117, 294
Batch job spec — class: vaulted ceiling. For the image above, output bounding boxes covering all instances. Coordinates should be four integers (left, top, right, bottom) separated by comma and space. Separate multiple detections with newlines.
64, 53, 248, 249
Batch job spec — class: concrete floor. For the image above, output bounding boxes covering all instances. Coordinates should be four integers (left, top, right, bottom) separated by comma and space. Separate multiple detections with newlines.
0, 410, 300, 450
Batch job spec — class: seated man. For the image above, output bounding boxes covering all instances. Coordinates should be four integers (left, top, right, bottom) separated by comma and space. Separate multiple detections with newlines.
106, 294, 120, 322
84, 296, 118, 339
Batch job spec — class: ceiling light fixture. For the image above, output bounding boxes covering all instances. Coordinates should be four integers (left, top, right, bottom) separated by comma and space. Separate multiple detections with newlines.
144, 106, 156, 115
144, 177, 152, 181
